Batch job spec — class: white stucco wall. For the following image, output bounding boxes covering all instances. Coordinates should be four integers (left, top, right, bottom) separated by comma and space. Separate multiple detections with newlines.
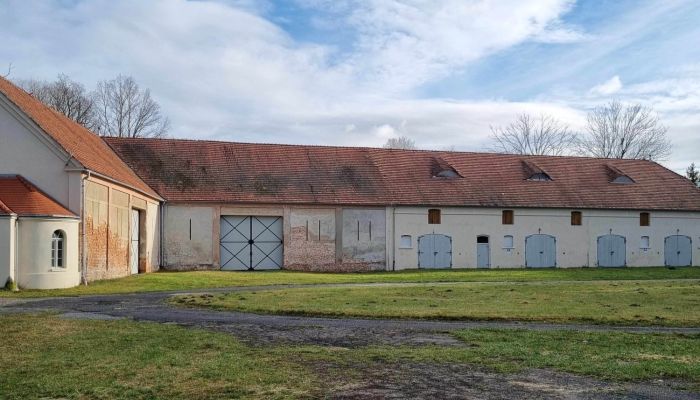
162, 204, 215, 268
389, 207, 700, 269
0, 216, 16, 286
0, 100, 82, 213
17, 217, 80, 289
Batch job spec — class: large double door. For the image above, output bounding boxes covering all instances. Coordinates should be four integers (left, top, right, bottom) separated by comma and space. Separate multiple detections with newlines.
597, 234, 626, 267
220, 216, 283, 270
418, 234, 452, 269
665, 235, 692, 267
525, 234, 556, 268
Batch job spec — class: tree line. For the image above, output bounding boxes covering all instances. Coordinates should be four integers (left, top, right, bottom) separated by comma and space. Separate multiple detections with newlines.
383, 101, 698, 186
16, 74, 169, 138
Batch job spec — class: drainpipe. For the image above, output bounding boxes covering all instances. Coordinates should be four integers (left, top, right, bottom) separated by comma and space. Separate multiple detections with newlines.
159, 201, 165, 268
80, 171, 91, 285
392, 206, 396, 271
13, 216, 19, 291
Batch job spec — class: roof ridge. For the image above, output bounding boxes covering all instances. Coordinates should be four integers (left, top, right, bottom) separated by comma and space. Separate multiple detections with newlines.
103, 136, 667, 165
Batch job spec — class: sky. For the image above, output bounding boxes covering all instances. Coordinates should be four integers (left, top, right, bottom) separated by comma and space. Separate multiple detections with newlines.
1, 0, 699, 173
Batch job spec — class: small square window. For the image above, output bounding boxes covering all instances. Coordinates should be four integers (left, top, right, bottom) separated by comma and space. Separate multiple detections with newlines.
503, 235, 514, 248
571, 211, 582, 226
640, 236, 650, 249
428, 209, 441, 224
640, 212, 650, 227
502, 210, 514, 225
399, 235, 412, 249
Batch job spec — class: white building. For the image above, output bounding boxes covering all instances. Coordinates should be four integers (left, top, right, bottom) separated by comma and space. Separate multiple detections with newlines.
106, 137, 700, 273
1, 75, 699, 289
0, 77, 161, 289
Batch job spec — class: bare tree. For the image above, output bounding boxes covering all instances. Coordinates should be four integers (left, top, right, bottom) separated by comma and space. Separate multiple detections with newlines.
687, 163, 699, 187
383, 136, 416, 150
18, 74, 96, 129
92, 75, 169, 138
490, 113, 576, 156
578, 100, 671, 160
2, 62, 12, 78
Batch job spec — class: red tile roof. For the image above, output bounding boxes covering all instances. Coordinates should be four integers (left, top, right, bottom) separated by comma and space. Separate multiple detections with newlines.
0, 176, 77, 217
0, 77, 159, 199
106, 137, 700, 211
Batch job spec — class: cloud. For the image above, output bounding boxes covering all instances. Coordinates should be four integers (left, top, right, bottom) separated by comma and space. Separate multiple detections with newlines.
589, 75, 623, 95
0, 0, 696, 174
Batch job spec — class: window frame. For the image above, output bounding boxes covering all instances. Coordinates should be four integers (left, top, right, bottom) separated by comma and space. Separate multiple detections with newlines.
428, 209, 441, 224
640, 212, 650, 227
571, 211, 582, 226
51, 230, 65, 269
502, 210, 514, 225
502, 235, 514, 249
399, 235, 413, 249
640, 236, 650, 250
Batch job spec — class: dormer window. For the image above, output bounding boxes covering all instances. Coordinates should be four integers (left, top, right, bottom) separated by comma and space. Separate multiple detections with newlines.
435, 169, 460, 178
522, 160, 552, 181
611, 175, 634, 184
431, 157, 462, 179
606, 164, 635, 184
528, 172, 552, 181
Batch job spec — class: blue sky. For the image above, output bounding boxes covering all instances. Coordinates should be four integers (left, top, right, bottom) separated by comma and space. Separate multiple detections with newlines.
1, 0, 699, 172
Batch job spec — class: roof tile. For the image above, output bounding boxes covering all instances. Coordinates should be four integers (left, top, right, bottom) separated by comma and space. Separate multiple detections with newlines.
106, 138, 700, 211
0, 175, 77, 217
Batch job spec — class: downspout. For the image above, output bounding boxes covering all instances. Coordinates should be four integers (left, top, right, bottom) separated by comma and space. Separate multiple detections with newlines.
159, 200, 165, 268
392, 206, 396, 271
80, 171, 91, 285
13, 216, 19, 291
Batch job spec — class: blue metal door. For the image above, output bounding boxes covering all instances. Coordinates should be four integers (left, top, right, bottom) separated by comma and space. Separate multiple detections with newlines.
477, 236, 490, 268
220, 216, 283, 270
664, 235, 692, 267
597, 234, 626, 267
418, 234, 452, 269
525, 234, 556, 268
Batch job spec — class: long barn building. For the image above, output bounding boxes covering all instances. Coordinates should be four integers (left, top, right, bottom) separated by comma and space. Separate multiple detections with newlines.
106, 138, 700, 272
1, 75, 699, 289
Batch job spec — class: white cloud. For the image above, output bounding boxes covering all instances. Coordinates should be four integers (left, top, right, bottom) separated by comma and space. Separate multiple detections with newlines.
0, 0, 696, 174
589, 75, 623, 95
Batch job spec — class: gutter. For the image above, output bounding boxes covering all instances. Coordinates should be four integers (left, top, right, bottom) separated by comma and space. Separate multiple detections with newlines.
65, 167, 163, 202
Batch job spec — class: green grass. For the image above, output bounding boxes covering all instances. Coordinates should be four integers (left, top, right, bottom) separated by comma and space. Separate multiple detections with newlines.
1, 314, 698, 400
175, 279, 700, 326
0, 314, 317, 400
1, 266, 698, 298
338, 329, 700, 383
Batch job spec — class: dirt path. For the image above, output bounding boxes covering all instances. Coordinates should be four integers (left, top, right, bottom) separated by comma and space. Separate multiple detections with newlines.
2, 286, 699, 399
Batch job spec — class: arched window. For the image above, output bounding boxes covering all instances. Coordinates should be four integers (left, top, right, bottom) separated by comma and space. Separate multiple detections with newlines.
51, 231, 65, 268
503, 235, 514, 249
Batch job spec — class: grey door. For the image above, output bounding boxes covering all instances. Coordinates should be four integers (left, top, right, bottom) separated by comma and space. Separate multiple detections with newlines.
477, 236, 490, 268
597, 234, 626, 267
130, 209, 140, 274
525, 234, 556, 268
418, 234, 452, 269
665, 235, 692, 267
220, 216, 283, 270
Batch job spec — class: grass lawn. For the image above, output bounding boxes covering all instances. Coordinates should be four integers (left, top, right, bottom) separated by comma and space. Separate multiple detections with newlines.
1, 266, 699, 298
1, 314, 698, 399
0, 314, 317, 400
175, 279, 700, 326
